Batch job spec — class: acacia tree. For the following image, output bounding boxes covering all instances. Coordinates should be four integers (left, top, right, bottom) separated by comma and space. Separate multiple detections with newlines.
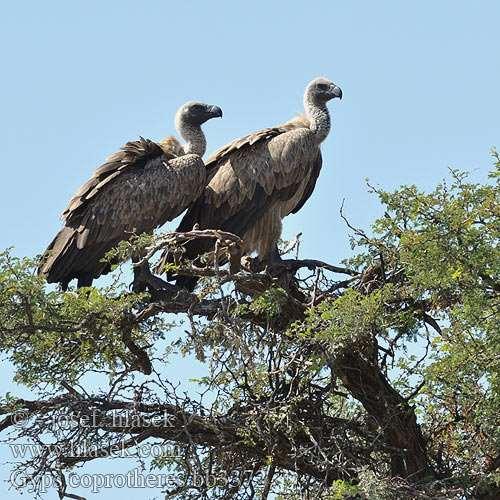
0, 154, 498, 499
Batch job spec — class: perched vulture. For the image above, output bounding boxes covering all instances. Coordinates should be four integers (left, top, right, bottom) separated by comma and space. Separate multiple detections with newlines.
160, 77, 342, 289
38, 101, 223, 290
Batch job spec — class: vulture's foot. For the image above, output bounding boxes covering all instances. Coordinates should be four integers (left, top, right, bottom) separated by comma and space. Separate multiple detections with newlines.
242, 246, 285, 273
132, 262, 175, 293
241, 247, 288, 274
262, 248, 307, 302
77, 273, 94, 289
175, 275, 198, 292
264, 246, 285, 274
241, 255, 261, 272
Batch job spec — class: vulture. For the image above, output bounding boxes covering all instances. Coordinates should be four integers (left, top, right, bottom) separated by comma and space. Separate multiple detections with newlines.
159, 77, 342, 289
38, 101, 223, 290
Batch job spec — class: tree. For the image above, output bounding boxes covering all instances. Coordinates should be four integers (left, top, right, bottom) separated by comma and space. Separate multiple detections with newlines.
0, 153, 498, 499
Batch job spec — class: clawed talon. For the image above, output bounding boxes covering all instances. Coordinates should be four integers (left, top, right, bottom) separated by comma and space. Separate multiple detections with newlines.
132, 262, 175, 293
266, 263, 288, 277
240, 249, 287, 274
241, 255, 260, 272
263, 247, 286, 275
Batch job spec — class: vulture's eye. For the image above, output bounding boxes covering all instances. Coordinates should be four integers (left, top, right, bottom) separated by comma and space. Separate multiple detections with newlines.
190, 104, 203, 113
316, 83, 329, 91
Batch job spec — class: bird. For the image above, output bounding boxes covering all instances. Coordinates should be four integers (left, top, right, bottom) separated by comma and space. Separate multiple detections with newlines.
38, 101, 223, 290
158, 77, 342, 289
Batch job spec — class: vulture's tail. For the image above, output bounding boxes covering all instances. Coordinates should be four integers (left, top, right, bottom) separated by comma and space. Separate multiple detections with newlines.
38, 227, 77, 284
38, 227, 112, 288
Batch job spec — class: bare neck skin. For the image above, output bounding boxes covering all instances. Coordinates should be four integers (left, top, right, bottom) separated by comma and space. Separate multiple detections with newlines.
175, 117, 206, 156
303, 91, 331, 144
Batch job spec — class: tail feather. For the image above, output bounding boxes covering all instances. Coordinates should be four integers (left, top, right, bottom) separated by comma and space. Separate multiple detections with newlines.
38, 226, 113, 286
38, 227, 77, 283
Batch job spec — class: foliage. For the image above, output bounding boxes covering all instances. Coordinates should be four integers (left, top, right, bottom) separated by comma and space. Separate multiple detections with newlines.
0, 251, 170, 385
0, 154, 498, 499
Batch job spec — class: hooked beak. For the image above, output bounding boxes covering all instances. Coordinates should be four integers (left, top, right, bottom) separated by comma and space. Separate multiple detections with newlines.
331, 85, 343, 100
209, 105, 223, 118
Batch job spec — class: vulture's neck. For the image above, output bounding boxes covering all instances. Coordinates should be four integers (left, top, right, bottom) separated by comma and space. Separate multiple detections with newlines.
177, 122, 206, 156
304, 94, 331, 144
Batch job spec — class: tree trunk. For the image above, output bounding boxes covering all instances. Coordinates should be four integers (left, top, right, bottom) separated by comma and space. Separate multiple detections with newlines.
330, 347, 431, 480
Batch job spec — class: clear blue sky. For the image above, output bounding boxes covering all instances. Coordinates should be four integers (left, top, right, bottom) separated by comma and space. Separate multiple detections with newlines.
1, 1, 499, 498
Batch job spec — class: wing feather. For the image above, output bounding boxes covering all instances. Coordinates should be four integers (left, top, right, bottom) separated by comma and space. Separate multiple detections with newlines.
175, 115, 321, 260
62, 137, 177, 222
39, 137, 205, 284
291, 150, 322, 214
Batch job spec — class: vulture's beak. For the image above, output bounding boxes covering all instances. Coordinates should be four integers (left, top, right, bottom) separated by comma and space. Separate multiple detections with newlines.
331, 85, 343, 100
209, 105, 223, 118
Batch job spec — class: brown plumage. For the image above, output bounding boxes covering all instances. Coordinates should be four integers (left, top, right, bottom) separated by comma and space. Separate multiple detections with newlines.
38, 101, 222, 289
160, 77, 342, 289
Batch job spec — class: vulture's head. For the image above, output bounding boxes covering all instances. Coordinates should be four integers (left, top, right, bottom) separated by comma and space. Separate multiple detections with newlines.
307, 77, 343, 104
176, 101, 223, 128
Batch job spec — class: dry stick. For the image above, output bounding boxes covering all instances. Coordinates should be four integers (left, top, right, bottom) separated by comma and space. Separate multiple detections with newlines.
261, 463, 276, 499
283, 258, 358, 276
310, 268, 321, 306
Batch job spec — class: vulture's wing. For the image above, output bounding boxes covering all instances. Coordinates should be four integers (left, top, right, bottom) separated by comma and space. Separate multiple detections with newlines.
204, 114, 312, 173
176, 115, 321, 255
62, 137, 177, 222
290, 150, 322, 214
39, 138, 206, 284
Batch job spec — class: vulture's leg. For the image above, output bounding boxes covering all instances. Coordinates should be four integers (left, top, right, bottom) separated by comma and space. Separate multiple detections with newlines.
132, 259, 174, 293
77, 274, 93, 288
265, 245, 307, 302
257, 244, 283, 272
175, 275, 198, 292
267, 244, 283, 266
246, 245, 284, 273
